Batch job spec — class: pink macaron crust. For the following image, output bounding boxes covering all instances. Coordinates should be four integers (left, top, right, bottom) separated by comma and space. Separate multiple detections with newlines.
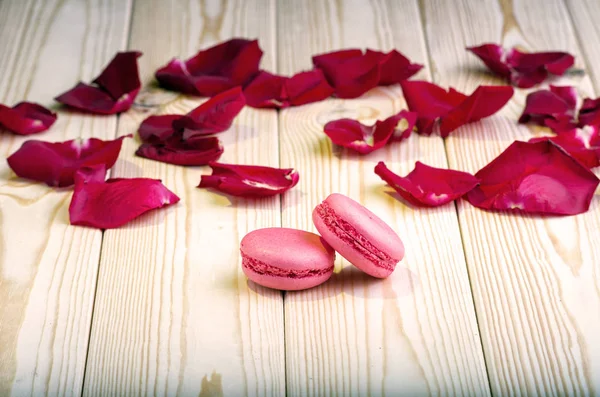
240, 227, 335, 291
313, 193, 404, 278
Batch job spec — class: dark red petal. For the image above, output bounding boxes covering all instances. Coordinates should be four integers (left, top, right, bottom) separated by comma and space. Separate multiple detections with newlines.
375, 161, 479, 207
518, 86, 577, 132
55, 52, 142, 114
136, 136, 223, 166
465, 140, 599, 215
389, 110, 417, 142
400, 80, 457, 135
155, 39, 263, 96
243, 71, 288, 108
176, 87, 246, 139
529, 126, 600, 169
138, 114, 183, 143
7, 135, 129, 187
69, 165, 179, 229
467, 44, 511, 78
285, 69, 334, 106
198, 162, 299, 197
509, 49, 575, 76
313, 49, 382, 98
0, 102, 57, 135
323, 111, 414, 154
578, 97, 600, 127
440, 85, 514, 137
367, 49, 423, 85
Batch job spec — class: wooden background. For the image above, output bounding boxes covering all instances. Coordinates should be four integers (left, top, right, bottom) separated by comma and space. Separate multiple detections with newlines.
1, 0, 599, 395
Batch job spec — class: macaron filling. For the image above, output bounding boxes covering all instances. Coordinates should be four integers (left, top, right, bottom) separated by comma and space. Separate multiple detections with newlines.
315, 202, 397, 271
241, 252, 334, 278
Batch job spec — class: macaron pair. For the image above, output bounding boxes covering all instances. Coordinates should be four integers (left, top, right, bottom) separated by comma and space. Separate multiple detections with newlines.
240, 193, 404, 291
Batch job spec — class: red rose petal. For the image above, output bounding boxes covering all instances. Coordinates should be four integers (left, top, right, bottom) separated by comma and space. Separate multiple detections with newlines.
518, 85, 577, 132
138, 114, 183, 143
578, 97, 600, 127
69, 165, 180, 229
366, 49, 423, 85
467, 44, 574, 88
375, 161, 479, 207
242, 71, 287, 108
155, 39, 263, 96
313, 49, 382, 98
401, 80, 513, 136
0, 102, 57, 135
285, 69, 334, 106
136, 136, 223, 166
465, 140, 599, 215
529, 126, 600, 169
7, 135, 129, 187
323, 110, 415, 154
55, 51, 142, 114
198, 162, 299, 197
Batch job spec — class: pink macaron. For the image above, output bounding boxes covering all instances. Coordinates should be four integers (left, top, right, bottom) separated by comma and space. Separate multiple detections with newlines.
313, 193, 404, 278
240, 227, 336, 290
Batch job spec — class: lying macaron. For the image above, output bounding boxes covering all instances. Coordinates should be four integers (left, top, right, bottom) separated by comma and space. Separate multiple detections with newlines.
313, 193, 404, 278
240, 227, 335, 290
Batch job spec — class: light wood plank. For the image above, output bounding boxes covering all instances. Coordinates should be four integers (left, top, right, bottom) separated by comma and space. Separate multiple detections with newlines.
422, 0, 600, 395
82, 0, 285, 395
278, 0, 490, 395
0, 0, 132, 396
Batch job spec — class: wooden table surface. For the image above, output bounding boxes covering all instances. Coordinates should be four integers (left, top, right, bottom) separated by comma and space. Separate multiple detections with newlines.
1, 0, 600, 395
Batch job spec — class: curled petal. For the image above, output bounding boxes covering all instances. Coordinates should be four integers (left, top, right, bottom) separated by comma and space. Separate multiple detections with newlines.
367, 49, 423, 85
155, 39, 263, 96
7, 135, 129, 187
529, 126, 600, 169
375, 161, 479, 207
138, 114, 183, 143
198, 162, 299, 197
466, 44, 511, 78
313, 49, 382, 98
55, 51, 142, 114
69, 165, 180, 229
243, 71, 288, 108
285, 69, 334, 106
323, 110, 415, 154
465, 140, 599, 215
518, 85, 577, 133
136, 136, 224, 166
578, 97, 600, 127
0, 102, 57, 135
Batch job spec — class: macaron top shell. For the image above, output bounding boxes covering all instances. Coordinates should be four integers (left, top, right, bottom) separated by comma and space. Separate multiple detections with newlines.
320, 193, 404, 261
240, 227, 335, 272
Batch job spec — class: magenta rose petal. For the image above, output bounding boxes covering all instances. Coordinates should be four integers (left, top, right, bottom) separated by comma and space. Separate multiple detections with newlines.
518, 85, 578, 132
312, 49, 382, 98
69, 165, 180, 229
285, 69, 334, 106
55, 51, 142, 114
136, 136, 223, 166
7, 135, 130, 187
375, 161, 479, 207
243, 71, 288, 108
155, 39, 263, 96
578, 97, 600, 127
465, 140, 599, 215
529, 126, 600, 169
367, 49, 423, 85
138, 114, 183, 143
0, 102, 57, 135
198, 162, 299, 197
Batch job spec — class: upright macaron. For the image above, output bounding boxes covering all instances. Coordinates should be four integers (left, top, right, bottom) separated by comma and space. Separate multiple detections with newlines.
240, 227, 336, 291
313, 193, 404, 278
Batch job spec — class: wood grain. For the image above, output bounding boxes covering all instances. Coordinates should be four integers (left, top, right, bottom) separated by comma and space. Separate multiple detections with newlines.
422, 0, 600, 394
81, 0, 285, 395
278, 0, 490, 395
0, 0, 132, 396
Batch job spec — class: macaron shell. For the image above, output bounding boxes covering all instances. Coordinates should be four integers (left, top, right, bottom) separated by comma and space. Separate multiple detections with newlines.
312, 209, 393, 278
322, 193, 404, 261
242, 265, 333, 291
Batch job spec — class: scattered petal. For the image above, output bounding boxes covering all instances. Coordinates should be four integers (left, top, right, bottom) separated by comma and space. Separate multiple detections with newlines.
367, 49, 423, 85
323, 110, 415, 154
313, 49, 382, 98
467, 44, 575, 88
55, 51, 142, 114
529, 125, 600, 169
198, 162, 299, 197
138, 114, 183, 143
243, 71, 287, 108
0, 102, 57, 135
286, 69, 335, 106
518, 85, 577, 132
578, 97, 600, 127
375, 161, 479, 207
465, 140, 599, 215
7, 135, 129, 187
136, 136, 223, 166
401, 80, 513, 137
155, 39, 263, 96
69, 165, 180, 229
